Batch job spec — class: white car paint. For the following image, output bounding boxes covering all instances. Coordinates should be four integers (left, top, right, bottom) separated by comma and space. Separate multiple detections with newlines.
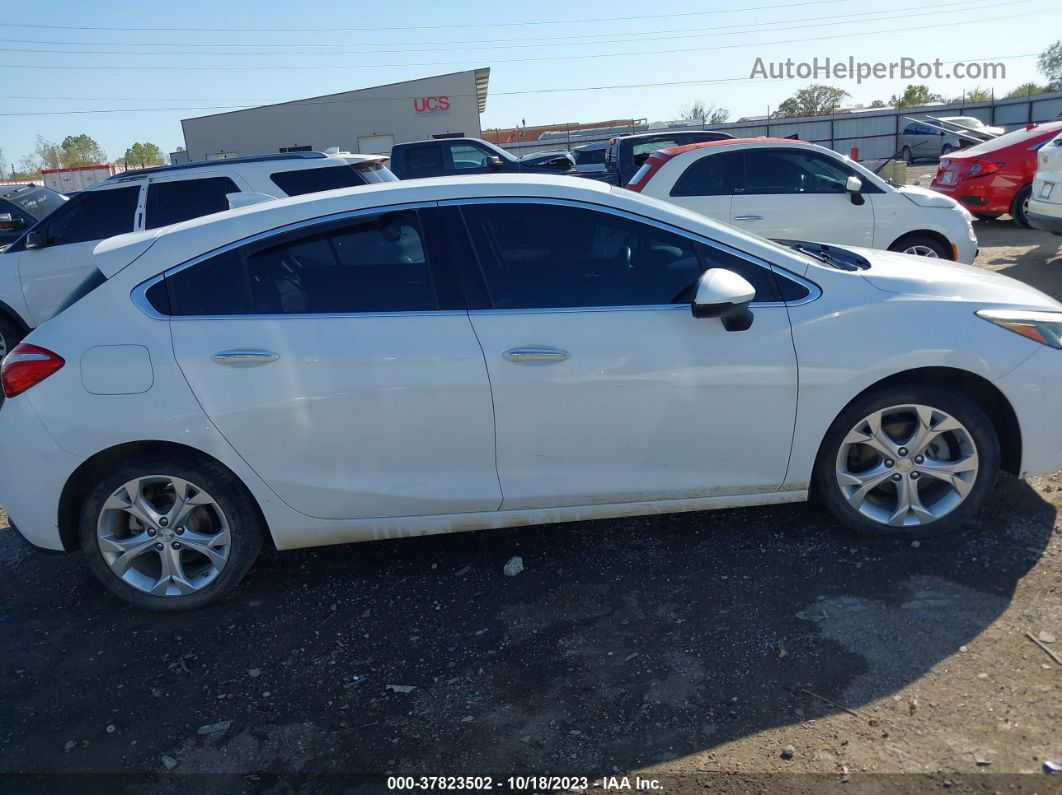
0, 175, 1059, 567
0, 151, 393, 333
1028, 131, 1062, 234
636, 140, 978, 263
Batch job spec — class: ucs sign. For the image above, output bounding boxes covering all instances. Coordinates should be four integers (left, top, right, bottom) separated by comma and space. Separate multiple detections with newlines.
413, 96, 451, 113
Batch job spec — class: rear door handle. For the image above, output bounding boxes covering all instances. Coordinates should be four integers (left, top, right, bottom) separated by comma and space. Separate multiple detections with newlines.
733, 214, 764, 221
211, 349, 279, 367
502, 347, 571, 363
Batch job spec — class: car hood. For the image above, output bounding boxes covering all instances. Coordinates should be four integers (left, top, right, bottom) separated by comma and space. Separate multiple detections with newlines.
895, 184, 964, 210
844, 246, 1061, 310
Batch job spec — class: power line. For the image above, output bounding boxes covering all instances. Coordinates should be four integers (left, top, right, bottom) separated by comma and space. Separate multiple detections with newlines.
0, 0, 1004, 58
0, 0, 854, 32
0, 10, 1043, 71
0, 53, 1041, 117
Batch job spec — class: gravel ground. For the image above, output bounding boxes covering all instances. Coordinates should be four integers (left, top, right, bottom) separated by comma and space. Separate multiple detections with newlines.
0, 185, 1060, 792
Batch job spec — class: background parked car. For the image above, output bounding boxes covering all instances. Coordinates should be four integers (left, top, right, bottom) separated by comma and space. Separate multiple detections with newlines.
389, 137, 574, 179
605, 130, 734, 187
0, 150, 394, 356
899, 116, 1004, 163
0, 184, 66, 250
931, 120, 1062, 226
1026, 130, 1062, 235
629, 138, 977, 261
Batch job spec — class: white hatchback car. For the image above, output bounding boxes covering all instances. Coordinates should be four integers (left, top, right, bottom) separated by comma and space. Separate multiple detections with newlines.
0, 150, 394, 357
1028, 130, 1062, 235
1, 175, 1059, 610
628, 139, 978, 262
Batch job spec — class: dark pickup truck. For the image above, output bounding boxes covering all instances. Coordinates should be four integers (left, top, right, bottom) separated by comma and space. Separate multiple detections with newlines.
389, 137, 575, 180
606, 130, 734, 186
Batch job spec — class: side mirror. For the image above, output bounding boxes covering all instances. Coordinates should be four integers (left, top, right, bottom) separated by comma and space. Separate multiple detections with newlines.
692, 268, 756, 331
0, 213, 25, 231
25, 229, 47, 249
846, 175, 865, 206
487, 155, 504, 168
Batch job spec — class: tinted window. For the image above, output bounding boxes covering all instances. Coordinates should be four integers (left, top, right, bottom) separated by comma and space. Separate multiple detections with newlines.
145, 176, 240, 229
671, 152, 741, 196
632, 139, 678, 168
7, 187, 66, 221
461, 203, 775, 309
403, 144, 442, 176
248, 211, 434, 314
46, 186, 140, 245
168, 250, 251, 316
270, 165, 365, 197
449, 144, 491, 170
573, 148, 605, 165
698, 243, 779, 303
744, 150, 855, 195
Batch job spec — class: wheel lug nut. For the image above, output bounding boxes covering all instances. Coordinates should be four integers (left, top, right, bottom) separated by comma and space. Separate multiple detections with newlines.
884, 459, 895, 468
172, 542, 182, 550
154, 542, 164, 551
898, 447, 908, 457
911, 472, 920, 480
147, 528, 156, 537
159, 518, 169, 527
176, 527, 185, 535
914, 455, 924, 464
891, 473, 902, 481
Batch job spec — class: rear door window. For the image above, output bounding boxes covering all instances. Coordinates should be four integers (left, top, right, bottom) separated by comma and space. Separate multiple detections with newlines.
145, 176, 240, 229
402, 144, 443, 177
45, 186, 140, 245
269, 165, 366, 197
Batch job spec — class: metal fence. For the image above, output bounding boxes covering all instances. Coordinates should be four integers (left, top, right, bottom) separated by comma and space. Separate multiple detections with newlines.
496, 90, 1062, 162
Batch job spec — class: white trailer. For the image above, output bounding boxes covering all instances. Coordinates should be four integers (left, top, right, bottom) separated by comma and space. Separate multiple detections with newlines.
41, 165, 114, 194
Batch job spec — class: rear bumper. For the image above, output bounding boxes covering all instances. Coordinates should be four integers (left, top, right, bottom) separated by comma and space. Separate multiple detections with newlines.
0, 396, 83, 551
1027, 200, 1062, 234
930, 183, 1011, 216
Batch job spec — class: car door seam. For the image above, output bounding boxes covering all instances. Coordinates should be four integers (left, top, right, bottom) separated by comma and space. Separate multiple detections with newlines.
464, 310, 505, 511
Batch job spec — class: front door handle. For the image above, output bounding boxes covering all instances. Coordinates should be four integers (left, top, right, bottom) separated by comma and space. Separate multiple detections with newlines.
211, 349, 280, 367
733, 214, 764, 221
502, 347, 571, 363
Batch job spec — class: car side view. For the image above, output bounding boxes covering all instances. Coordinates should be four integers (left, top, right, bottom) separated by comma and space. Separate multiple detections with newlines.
1, 175, 1060, 611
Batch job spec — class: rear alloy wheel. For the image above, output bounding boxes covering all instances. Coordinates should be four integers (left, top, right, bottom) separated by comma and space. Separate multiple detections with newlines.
940, 144, 954, 157
1011, 186, 1032, 228
815, 386, 1000, 537
889, 234, 951, 259
80, 457, 263, 610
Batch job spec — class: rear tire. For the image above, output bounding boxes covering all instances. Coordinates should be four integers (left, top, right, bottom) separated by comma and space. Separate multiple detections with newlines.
814, 384, 1000, 538
78, 454, 263, 611
1011, 186, 1032, 228
0, 312, 24, 360
888, 233, 951, 259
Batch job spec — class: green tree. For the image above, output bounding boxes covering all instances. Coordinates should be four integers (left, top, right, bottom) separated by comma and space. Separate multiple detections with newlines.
889, 85, 945, 109
60, 134, 106, 167
123, 142, 165, 169
678, 100, 730, 124
950, 86, 993, 103
868, 99, 887, 108
1005, 82, 1049, 99
775, 84, 849, 117
1038, 40, 1062, 88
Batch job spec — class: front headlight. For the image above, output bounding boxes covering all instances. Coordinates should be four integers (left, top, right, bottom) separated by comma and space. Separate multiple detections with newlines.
977, 309, 1062, 348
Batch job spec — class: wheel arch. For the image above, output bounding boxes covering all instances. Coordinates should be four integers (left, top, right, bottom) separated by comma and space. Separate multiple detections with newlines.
57, 440, 274, 553
0, 299, 30, 334
888, 229, 955, 260
811, 366, 1021, 487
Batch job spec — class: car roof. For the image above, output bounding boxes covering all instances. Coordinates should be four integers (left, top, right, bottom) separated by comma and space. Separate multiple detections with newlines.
102, 151, 384, 183
0, 183, 45, 198
93, 173, 808, 282
657, 138, 814, 157
946, 120, 1062, 158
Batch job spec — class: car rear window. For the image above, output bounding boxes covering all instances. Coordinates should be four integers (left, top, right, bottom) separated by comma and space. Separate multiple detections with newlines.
269, 165, 366, 197
961, 123, 1062, 155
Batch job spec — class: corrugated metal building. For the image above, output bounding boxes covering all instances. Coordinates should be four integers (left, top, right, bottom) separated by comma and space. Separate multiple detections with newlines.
179, 69, 489, 162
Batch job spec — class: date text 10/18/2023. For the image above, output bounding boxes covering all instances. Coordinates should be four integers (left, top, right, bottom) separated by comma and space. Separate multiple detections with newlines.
386, 775, 664, 791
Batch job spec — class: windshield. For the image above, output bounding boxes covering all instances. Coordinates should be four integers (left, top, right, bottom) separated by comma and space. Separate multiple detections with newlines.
574, 148, 606, 165
6, 187, 67, 220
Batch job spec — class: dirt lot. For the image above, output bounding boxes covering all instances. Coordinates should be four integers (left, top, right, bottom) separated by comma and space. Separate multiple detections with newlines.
0, 194, 1060, 792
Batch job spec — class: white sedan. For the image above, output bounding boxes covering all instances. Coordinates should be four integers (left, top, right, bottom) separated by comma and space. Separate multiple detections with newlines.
627, 138, 979, 263
0, 175, 1058, 610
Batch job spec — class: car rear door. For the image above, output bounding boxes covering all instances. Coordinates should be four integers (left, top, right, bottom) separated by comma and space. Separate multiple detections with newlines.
163, 204, 501, 520
448, 199, 799, 510
730, 148, 876, 247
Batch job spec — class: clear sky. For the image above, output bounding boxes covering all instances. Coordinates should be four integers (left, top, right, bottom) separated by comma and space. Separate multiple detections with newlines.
1, 0, 1058, 167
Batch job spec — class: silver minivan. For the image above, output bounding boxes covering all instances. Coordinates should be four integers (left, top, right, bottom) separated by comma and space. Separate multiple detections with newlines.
900, 116, 1003, 163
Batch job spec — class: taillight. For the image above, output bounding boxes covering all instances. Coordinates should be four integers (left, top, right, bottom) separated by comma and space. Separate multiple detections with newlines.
963, 160, 1004, 180
1, 343, 65, 398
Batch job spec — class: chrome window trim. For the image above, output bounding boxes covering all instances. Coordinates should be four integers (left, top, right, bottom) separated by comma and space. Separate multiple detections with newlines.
440, 195, 821, 309
131, 200, 441, 320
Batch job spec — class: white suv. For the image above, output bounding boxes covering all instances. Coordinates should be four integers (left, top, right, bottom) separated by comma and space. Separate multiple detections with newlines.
0, 150, 394, 355
628, 139, 978, 263
1028, 131, 1062, 236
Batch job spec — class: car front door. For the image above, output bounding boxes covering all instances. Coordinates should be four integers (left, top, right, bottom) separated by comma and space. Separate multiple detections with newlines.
730, 148, 876, 247
17, 181, 143, 326
449, 199, 799, 510
165, 205, 501, 520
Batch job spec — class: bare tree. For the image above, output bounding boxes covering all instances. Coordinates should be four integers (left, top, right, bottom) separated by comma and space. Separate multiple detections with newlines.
678, 100, 730, 124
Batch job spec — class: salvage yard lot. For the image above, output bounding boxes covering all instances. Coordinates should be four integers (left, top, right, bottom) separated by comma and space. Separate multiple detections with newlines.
0, 198, 1059, 788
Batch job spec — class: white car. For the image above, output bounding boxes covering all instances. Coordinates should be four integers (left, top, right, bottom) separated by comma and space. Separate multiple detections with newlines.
628, 139, 978, 263
1, 175, 1059, 611
1028, 130, 1062, 235
0, 150, 395, 357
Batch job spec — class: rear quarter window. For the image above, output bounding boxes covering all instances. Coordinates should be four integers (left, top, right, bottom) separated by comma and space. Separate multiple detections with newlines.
145, 177, 240, 229
269, 165, 366, 197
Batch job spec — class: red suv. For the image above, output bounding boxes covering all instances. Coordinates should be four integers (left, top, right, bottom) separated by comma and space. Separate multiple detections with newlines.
931, 120, 1062, 227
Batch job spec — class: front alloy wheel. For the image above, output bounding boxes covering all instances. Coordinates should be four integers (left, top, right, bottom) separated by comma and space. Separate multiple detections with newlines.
902, 244, 940, 258
836, 405, 978, 527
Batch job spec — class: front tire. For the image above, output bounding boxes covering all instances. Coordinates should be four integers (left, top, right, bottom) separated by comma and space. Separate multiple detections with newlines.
814, 384, 1000, 538
888, 233, 951, 259
79, 454, 263, 611
1011, 185, 1032, 228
